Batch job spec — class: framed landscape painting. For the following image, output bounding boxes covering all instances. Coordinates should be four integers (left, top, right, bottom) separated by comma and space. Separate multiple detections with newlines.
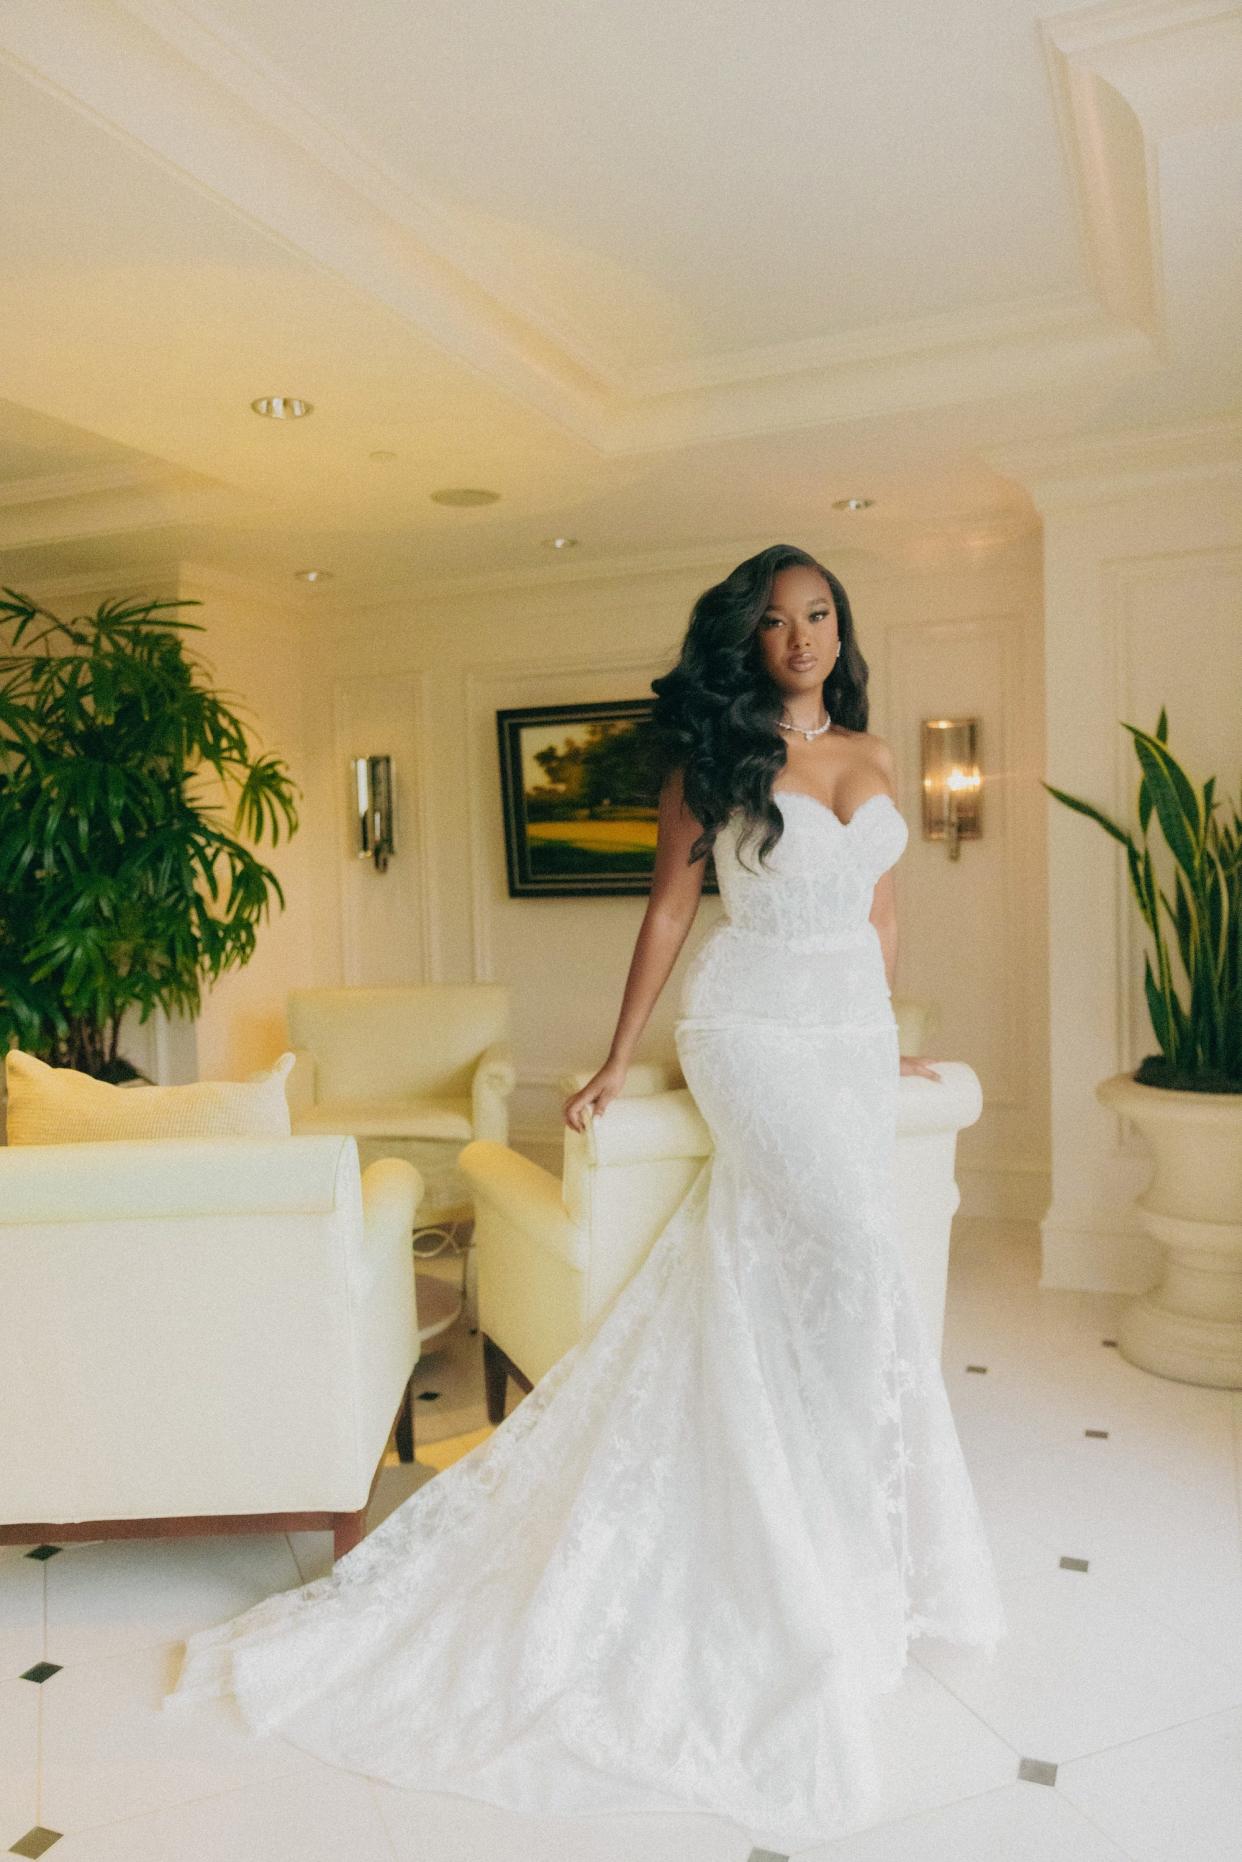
496, 699, 719, 898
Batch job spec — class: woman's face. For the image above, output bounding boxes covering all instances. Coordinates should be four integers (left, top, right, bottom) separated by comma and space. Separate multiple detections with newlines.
754, 564, 839, 700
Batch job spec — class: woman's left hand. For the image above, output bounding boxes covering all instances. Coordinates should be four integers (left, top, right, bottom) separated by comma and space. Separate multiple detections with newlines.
899, 1055, 944, 1081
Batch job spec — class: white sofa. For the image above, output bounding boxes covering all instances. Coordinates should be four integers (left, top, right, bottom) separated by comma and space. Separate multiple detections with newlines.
0, 1135, 422, 1564
286, 984, 516, 1227
459, 1059, 982, 1421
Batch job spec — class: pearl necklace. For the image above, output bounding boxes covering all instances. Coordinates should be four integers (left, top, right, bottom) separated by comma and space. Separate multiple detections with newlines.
778, 710, 832, 743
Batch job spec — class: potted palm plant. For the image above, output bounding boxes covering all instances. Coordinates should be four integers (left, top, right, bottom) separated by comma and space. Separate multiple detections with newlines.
1044, 711, 1242, 1388
0, 587, 298, 1083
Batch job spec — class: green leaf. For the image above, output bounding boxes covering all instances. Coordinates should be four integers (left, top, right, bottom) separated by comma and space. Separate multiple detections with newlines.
1041, 781, 1132, 846
1122, 726, 1202, 873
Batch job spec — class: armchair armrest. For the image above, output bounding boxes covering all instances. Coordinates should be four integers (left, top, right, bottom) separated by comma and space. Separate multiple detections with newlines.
471, 1041, 517, 1142
558, 1059, 684, 1099
354, 1157, 423, 1302
584, 1087, 711, 1168
457, 1138, 579, 1270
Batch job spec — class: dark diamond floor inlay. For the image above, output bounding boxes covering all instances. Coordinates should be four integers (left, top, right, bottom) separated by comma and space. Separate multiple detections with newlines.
1085, 1428, 1109, 1438
19, 1661, 62, 1684
965, 1364, 988, 1373
1102, 1338, 1118, 1347
24, 1546, 62, 1561
1018, 1756, 1058, 1786
1060, 1555, 1089, 1572
8, 1829, 63, 1858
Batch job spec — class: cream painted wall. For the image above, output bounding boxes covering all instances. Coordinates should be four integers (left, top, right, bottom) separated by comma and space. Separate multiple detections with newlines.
173, 567, 315, 1081
1025, 469, 1242, 1292
294, 540, 1050, 1217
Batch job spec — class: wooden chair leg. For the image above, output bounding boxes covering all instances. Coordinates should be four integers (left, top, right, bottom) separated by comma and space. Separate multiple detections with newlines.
333, 1508, 366, 1562
482, 1332, 509, 1424
395, 1370, 416, 1463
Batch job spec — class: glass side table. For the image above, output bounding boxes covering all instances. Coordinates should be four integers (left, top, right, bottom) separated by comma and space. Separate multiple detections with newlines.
412, 1197, 476, 1343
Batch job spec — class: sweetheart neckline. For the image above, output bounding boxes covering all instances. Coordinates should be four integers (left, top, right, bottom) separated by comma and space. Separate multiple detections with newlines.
770, 788, 899, 828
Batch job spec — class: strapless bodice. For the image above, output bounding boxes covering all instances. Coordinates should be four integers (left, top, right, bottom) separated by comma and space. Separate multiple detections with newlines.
713, 789, 908, 948
677, 789, 909, 1031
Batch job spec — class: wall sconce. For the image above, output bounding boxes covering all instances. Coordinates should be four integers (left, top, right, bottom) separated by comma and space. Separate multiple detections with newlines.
921, 718, 982, 860
353, 755, 395, 872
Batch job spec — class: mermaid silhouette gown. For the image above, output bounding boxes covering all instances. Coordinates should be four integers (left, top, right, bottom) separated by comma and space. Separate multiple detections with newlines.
164, 789, 1007, 1851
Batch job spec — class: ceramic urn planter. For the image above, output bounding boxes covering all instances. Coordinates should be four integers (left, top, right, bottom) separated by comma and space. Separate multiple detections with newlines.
1096, 1071, 1242, 1388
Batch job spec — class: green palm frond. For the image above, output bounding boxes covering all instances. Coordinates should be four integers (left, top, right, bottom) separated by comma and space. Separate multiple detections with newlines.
0, 589, 300, 1076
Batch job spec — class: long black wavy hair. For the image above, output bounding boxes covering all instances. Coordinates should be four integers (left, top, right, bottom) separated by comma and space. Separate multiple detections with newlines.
648, 543, 870, 870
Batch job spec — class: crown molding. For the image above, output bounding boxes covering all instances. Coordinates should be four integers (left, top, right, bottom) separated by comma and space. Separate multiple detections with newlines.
1, 0, 615, 447
982, 411, 1242, 509
299, 515, 1039, 617
0, 0, 1166, 456
1037, 0, 1234, 59
0, 564, 182, 603
1040, 0, 1242, 362
0, 512, 1039, 623
0, 556, 297, 611
0, 461, 156, 507
175, 556, 303, 614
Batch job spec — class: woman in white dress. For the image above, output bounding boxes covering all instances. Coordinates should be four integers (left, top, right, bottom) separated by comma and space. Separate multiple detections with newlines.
166, 544, 1006, 1853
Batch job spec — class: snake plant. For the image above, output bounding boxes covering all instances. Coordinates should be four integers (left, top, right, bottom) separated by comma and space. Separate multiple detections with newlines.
0, 588, 299, 1079
1043, 710, 1242, 1093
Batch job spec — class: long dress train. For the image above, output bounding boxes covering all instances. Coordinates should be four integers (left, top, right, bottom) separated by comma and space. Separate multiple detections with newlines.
163, 788, 1007, 1852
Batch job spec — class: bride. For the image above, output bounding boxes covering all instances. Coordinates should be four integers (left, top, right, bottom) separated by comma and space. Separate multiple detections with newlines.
165, 543, 1006, 1852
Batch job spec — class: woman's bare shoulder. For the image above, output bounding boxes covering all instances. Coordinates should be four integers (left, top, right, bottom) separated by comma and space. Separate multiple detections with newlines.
836, 727, 895, 786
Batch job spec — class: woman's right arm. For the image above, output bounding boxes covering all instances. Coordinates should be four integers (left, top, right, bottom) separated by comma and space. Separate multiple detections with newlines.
562, 765, 708, 1130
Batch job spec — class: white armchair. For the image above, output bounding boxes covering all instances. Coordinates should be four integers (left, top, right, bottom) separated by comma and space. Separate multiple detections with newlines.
0, 1135, 422, 1565
287, 984, 516, 1221
458, 1057, 982, 1422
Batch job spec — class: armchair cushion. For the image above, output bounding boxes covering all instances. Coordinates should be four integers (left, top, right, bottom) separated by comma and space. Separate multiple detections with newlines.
4, 1049, 294, 1145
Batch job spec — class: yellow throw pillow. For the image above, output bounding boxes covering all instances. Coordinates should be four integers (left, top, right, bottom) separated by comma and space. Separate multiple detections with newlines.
3, 1050, 295, 1144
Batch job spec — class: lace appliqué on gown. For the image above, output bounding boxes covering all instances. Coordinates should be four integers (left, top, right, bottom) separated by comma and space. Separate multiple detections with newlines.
163, 788, 1007, 1853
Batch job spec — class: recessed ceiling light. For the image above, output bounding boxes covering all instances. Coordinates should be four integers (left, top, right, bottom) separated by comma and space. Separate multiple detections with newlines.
430, 487, 501, 506
369, 450, 398, 462
832, 496, 874, 511
250, 396, 314, 419
542, 536, 579, 550
294, 568, 334, 582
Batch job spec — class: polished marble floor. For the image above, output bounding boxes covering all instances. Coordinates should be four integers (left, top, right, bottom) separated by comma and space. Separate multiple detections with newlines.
4, 1218, 1241, 1861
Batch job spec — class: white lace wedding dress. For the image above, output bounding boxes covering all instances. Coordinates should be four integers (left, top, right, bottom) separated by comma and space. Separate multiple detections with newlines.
164, 788, 1006, 1852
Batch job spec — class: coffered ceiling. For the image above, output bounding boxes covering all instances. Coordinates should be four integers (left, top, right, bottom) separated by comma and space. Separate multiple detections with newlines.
0, 0, 1239, 605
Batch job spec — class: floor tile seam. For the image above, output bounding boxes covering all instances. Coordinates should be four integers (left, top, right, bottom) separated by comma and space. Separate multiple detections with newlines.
1096, 1549, 1242, 1651
35, 1752, 323, 1841
978, 1550, 1242, 1662
901, 1652, 1024, 1761
979, 1461, 1241, 1525
36, 1561, 45, 1826
1020, 1785, 1141, 1862
967, 1436, 1241, 1499
795, 1776, 1020, 1856
1053, 1692, 1242, 1778
962, 1427, 1133, 1479
363, 1776, 408, 1861
33, 1632, 190, 1676
1106, 1585, 1242, 1690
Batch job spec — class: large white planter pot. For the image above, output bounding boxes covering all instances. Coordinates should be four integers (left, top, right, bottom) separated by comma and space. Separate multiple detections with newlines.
1096, 1071, 1242, 1388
